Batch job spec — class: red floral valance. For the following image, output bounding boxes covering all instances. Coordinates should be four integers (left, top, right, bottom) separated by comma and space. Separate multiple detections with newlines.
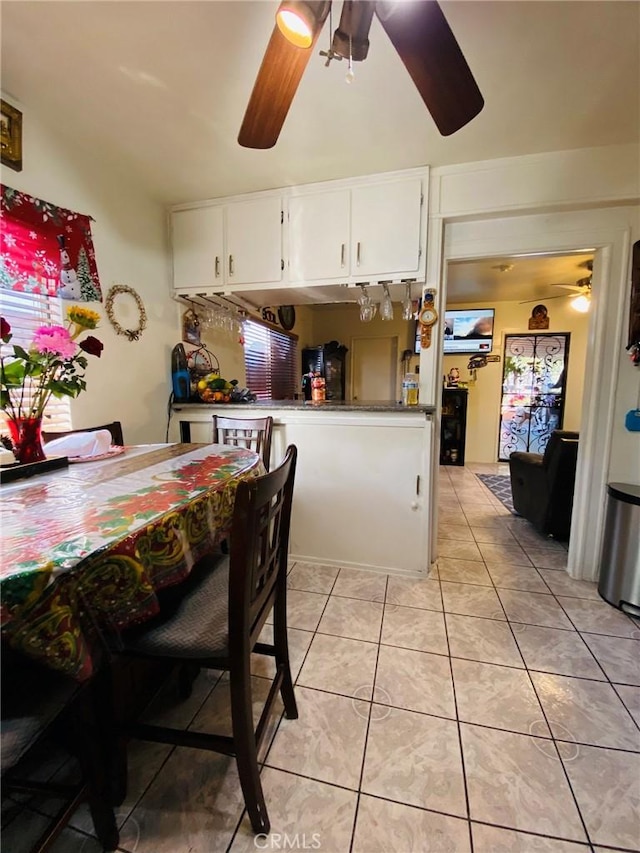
0, 185, 102, 301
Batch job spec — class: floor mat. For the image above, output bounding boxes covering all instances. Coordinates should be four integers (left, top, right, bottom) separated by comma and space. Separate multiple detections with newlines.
476, 473, 518, 515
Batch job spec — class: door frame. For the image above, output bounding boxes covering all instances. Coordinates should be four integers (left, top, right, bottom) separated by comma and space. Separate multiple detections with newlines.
350, 334, 399, 402
424, 208, 633, 581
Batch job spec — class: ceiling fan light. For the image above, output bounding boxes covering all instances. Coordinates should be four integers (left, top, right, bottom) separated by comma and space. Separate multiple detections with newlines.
276, 2, 317, 48
571, 294, 591, 313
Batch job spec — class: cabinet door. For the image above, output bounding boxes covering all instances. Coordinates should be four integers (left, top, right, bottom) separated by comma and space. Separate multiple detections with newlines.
288, 190, 350, 282
351, 178, 423, 277
225, 196, 283, 285
171, 206, 224, 291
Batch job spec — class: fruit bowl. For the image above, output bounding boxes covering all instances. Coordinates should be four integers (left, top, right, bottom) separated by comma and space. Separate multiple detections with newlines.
197, 373, 237, 404
198, 388, 231, 403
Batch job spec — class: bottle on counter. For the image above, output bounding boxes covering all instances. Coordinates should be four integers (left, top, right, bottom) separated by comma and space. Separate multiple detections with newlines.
311, 372, 326, 402
402, 373, 419, 406
301, 372, 313, 401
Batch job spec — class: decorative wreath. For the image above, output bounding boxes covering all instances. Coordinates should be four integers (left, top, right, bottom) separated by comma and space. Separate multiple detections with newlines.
105, 284, 147, 341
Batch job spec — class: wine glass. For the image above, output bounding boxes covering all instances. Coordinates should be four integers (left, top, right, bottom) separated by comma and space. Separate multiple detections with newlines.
402, 283, 413, 320
380, 283, 394, 321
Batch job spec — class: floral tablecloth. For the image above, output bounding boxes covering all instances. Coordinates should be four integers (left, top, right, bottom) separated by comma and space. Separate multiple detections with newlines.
0, 443, 264, 680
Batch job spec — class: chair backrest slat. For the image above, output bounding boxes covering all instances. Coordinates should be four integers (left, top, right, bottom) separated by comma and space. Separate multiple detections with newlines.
43, 421, 124, 446
228, 445, 297, 644
213, 415, 273, 471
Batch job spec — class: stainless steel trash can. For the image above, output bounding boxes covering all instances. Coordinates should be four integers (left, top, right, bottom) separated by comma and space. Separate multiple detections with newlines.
598, 483, 640, 616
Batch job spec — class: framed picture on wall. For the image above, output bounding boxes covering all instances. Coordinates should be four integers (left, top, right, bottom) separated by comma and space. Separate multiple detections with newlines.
1, 100, 23, 172
182, 309, 201, 346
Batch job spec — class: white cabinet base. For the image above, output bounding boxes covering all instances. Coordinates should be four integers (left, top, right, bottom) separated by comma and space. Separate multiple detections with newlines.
172, 405, 433, 577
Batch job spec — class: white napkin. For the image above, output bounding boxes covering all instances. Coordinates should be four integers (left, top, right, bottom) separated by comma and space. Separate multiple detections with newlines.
44, 429, 113, 458
0, 447, 16, 465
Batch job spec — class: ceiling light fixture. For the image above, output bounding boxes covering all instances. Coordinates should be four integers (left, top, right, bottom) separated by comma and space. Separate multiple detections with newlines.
571, 294, 591, 313
276, 1, 328, 48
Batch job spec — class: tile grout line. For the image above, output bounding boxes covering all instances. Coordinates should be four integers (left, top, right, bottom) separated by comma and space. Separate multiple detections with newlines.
437, 559, 475, 853
347, 573, 390, 853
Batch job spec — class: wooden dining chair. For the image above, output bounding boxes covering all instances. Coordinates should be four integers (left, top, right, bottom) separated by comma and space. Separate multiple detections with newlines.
1, 648, 119, 852
42, 421, 124, 446
113, 444, 298, 834
213, 415, 273, 471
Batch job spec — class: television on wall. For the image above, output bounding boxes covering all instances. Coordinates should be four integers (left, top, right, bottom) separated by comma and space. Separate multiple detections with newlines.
442, 308, 495, 355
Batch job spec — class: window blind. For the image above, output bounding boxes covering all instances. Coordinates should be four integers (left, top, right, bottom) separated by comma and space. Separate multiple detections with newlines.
243, 318, 297, 400
0, 291, 72, 431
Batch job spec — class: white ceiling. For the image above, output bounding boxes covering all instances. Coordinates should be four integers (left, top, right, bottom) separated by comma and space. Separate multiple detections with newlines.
2, 1, 638, 207
445, 251, 595, 305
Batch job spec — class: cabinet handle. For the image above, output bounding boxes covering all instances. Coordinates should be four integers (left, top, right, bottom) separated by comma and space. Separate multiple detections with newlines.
340, 243, 345, 267
229, 255, 234, 276
356, 241, 361, 266
215, 256, 220, 277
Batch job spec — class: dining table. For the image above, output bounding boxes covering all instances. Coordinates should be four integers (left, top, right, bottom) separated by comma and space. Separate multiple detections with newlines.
0, 443, 265, 681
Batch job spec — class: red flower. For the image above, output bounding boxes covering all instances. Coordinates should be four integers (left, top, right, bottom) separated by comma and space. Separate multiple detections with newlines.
1, 317, 10, 340
79, 335, 104, 358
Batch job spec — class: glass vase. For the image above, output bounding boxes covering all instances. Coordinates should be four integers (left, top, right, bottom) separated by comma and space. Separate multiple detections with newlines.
7, 416, 46, 464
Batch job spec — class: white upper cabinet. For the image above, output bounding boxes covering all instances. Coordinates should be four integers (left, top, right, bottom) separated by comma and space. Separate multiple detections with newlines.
287, 171, 426, 285
288, 189, 351, 282
170, 168, 428, 294
226, 196, 283, 285
351, 178, 423, 278
172, 194, 283, 292
171, 206, 224, 292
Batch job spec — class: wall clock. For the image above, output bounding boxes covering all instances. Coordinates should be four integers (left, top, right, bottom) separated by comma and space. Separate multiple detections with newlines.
278, 305, 296, 331
419, 292, 438, 349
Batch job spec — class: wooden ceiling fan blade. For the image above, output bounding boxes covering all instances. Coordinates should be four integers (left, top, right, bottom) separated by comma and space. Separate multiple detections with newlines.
375, 0, 484, 136
238, 26, 314, 149
238, 4, 330, 150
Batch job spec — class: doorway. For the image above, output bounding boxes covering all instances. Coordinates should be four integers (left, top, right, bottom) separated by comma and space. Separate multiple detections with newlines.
442, 252, 590, 465
432, 209, 632, 581
351, 336, 398, 401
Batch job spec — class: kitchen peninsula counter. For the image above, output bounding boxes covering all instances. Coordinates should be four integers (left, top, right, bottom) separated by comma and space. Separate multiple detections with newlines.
170, 401, 435, 576
173, 400, 436, 415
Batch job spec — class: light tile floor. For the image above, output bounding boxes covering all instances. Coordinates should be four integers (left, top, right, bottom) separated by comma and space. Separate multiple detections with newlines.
4, 464, 640, 852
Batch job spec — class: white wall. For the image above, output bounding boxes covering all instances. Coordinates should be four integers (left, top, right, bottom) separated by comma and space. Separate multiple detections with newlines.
1, 98, 180, 444
442, 298, 589, 463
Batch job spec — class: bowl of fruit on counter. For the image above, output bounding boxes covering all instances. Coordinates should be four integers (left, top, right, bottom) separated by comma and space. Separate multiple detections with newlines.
197, 374, 238, 403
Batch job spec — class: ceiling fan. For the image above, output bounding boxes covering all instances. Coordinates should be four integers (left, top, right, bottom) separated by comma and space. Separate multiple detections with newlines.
520, 261, 593, 311
238, 0, 484, 149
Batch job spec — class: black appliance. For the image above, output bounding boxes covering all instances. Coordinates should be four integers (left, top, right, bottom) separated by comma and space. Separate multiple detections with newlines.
171, 343, 190, 402
301, 341, 348, 401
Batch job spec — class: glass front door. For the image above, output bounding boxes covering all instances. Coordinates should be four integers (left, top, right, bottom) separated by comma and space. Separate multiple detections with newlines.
498, 333, 570, 461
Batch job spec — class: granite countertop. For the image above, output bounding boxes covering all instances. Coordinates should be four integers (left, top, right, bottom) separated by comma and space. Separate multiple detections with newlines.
172, 399, 436, 414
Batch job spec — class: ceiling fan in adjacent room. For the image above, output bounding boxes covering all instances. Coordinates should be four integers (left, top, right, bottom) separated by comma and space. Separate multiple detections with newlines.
238, 0, 484, 149
521, 261, 593, 313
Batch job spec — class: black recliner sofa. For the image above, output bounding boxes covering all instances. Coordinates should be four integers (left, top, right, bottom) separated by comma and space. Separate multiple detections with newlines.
508, 430, 580, 540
